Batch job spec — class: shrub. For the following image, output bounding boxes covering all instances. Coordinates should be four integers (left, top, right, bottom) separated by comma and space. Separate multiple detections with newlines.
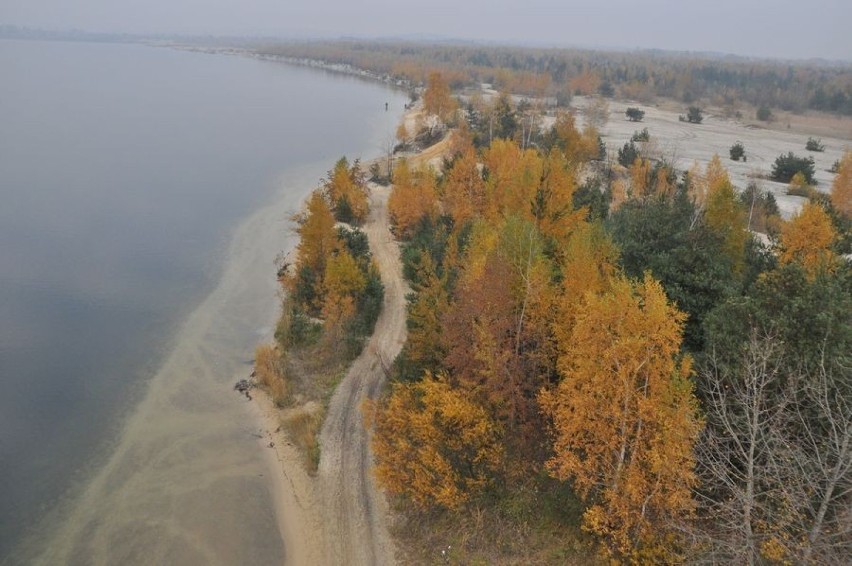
729, 141, 746, 162
829, 159, 841, 173
280, 404, 323, 473
631, 128, 650, 142
686, 106, 704, 124
255, 344, 288, 405
771, 152, 816, 184
369, 162, 389, 185
756, 105, 773, 121
787, 171, 813, 197
618, 140, 640, 167
625, 107, 645, 122
805, 137, 825, 152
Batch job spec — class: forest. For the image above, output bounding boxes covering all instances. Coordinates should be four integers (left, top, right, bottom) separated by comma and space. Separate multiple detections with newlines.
255, 40, 852, 116
264, 72, 851, 563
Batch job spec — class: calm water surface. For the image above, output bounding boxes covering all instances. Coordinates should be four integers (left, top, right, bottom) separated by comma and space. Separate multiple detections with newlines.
0, 39, 405, 559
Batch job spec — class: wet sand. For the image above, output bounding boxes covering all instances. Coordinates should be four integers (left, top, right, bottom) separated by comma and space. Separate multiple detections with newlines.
20, 165, 328, 565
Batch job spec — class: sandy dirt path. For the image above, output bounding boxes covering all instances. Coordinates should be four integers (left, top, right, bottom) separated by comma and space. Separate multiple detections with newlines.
256, 182, 408, 566
317, 183, 408, 565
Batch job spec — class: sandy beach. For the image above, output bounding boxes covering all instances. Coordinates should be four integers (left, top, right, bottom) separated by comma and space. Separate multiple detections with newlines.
248, 179, 411, 566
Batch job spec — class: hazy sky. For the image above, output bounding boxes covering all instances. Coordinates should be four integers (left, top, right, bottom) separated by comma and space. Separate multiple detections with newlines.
3, 0, 851, 61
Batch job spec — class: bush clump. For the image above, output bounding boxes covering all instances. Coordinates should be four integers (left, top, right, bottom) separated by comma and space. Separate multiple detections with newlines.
618, 140, 640, 167
679, 106, 703, 124
805, 137, 825, 152
772, 152, 816, 184
631, 128, 650, 142
255, 344, 288, 405
729, 141, 746, 162
625, 107, 645, 122
756, 105, 773, 121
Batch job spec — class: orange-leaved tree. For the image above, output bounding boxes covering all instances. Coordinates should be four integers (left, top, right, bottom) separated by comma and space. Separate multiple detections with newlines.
287, 190, 339, 314
442, 147, 486, 224
482, 138, 543, 220
400, 253, 448, 378
628, 157, 653, 199
704, 173, 748, 274
531, 149, 584, 242
552, 221, 619, 333
321, 248, 366, 331
548, 110, 600, 164
422, 71, 457, 129
779, 201, 838, 279
323, 157, 369, 224
368, 373, 503, 511
830, 150, 851, 217
541, 275, 701, 560
437, 217, 557, 465
387, 159, 438, 238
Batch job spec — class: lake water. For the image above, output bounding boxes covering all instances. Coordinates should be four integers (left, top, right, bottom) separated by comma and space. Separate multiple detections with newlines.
0, 39, 405, 562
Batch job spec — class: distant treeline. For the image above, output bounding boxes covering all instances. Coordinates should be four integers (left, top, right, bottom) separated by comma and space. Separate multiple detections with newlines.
254, 40, 852, 115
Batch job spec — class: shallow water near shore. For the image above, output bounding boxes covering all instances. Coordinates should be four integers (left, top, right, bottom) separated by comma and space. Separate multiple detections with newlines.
0, 39, 406, 562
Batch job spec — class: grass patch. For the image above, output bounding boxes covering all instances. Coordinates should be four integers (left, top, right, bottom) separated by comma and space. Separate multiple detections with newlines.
279, 402, 324, 474
391, 474, 599, 565
261, 319, 355, 472
254, 343, 288, 406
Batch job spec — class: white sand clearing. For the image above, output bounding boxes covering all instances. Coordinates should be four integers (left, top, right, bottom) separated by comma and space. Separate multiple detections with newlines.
571, 96, 850, 219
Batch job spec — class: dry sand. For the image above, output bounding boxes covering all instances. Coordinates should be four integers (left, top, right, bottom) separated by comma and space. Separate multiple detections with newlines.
21, 164, 326, 565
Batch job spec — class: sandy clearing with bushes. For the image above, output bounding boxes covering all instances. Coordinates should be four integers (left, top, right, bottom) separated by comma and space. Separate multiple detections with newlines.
569, 96, 850, 218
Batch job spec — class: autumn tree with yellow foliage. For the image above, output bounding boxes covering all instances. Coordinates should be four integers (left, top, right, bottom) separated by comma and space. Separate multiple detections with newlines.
831, 150, 851, 217
422, 71, 458, 136
278, 184, 383, 353
387, 159, 438, 238
441, 147, 486, 224
322, 249, 367, 330
779, 201, 838, 278
369, 374, 503, 510
704, 174, 748, 274
531, 149, 585, 242
544, 110, 600, 164
541, 276, 701, 560
285, 190, 339, 314
323, 157, 369, 224
482, 139, 543, 219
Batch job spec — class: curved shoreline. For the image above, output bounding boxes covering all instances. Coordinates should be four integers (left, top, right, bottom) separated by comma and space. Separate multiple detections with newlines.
20, 162, 343, 565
